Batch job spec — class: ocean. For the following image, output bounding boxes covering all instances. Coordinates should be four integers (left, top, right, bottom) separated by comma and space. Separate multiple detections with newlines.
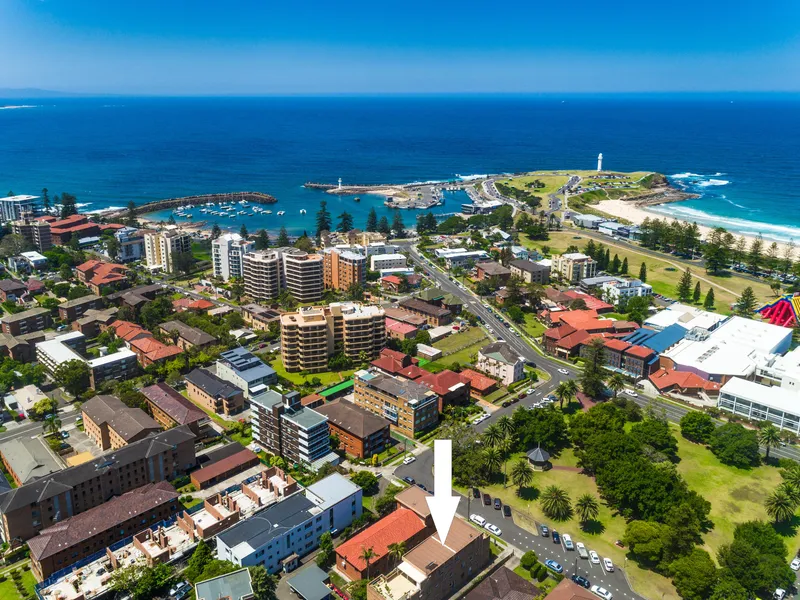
1, 95, 799, 240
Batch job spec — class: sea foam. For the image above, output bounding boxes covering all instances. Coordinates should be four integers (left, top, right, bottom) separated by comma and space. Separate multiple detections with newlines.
650, 204, 800, 243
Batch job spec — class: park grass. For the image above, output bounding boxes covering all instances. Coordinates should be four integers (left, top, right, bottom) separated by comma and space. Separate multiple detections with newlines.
497, 173, 570, 197
522, 313, 546, 339
467, 448, 678, 600
269, 358, 353, 387
433, 327, 487, 354
0, 568, 36, 599
426, 327, 490, 370
521, 230, 775, 314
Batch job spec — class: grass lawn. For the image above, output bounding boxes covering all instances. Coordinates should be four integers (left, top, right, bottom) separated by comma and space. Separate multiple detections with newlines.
467, 448, 678, 600
229, 431, 252, 447
483, 387, 510, 404
497, 173, 570, 197
433, 327, 487, 354
521, 230, 775, 313
522, 313, 546, 339
180, 496, 203, 510
269, 358, 354, 387
0, 568, 36, 599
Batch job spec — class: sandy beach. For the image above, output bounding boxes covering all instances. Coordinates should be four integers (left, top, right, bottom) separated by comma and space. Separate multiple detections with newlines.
595, 199, 796, 256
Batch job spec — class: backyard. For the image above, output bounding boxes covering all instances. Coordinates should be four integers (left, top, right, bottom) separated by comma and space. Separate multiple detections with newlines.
269, 358, 354, 387
425, 326, 489, 370
0, 566, 36, 600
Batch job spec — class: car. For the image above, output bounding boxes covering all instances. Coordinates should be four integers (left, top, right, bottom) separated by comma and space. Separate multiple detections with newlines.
544, 559, 563, 574
485, 523, 502, 536
552, 530, 560, 543
539, 524, 549, 537
472, 487, 481, 499
483, 493, 491, 506
562, 533, 574, 550
60, 431, 69, 439
774, 589, 787, 600
403, 455, 416, 465
517, 392, 525, 399
403, 476, 416, 485
558, 368, 569, 375
252, 445, 262, 453
502, 401, 511, 408
624, 389, 638, 397
791, 557, 800, 571
589, 550, 600, 564
590, 585, 613, 600
416, 483, 427, 491
502, 505, 511, 518
470, 514, 486, 527
494, 498, 501, 510
602, 558, 614, 572
96, 568, 106, 576
571, 575, 590, 588
527, 388, 534, 394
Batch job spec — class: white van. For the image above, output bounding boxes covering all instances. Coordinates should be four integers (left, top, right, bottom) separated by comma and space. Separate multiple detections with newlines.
470, 514, 486, 527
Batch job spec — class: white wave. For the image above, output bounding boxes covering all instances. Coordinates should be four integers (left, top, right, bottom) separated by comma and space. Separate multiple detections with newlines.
0, 105, 39, 110
722, 196, 748, 210
75, 203, 92, 208
670, 172, 703, 179
85, 206, 125, 215
457, 174, 488, 181
649, 204, 800, 243
714, 172, 725, 176
697, 179, 729, 187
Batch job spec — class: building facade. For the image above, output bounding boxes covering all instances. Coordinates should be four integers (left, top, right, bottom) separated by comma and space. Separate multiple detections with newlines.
243, 248, 324, 302
553, 253, 597, 283
1, 307, 51, 336
58, 294, 104, 322
0, 195, 38, 222
323, 248, 367, 291
144, 230, 192, 273
213, 233, 255, 281
477, 342, 524, 386
281, 303, 386, 373
370, 253, 407, 271
113, 227, 147, 263
185, 367, 246, 415
314, 399, 391, 459
353, 370, 439, 438
509, 259, 550, 285
214, 348, 277, 399
81, 395, 162, 451
11, 217, 52, 252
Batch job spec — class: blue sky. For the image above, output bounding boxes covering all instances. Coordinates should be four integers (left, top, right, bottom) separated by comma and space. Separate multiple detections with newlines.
2, 0, 799, 94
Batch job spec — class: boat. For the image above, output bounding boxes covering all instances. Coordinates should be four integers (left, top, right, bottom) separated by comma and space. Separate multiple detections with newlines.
265, 210, 272, 214
277, 211, 285, 216
354, 197, 360, 203
299, 209, 307, 214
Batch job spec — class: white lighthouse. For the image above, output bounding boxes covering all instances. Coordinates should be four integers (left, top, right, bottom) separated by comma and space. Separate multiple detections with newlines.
338, 177, 342, 190
597, 153, 603, 172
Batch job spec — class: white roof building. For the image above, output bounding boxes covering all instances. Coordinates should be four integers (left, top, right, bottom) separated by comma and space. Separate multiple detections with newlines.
718, 377, 800, 433
644, 303, 727, 332
756, 346, 800, 391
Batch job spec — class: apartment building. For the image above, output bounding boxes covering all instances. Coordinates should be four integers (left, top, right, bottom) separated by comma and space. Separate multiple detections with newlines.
1, 307, 51, 336
0, 195, 38, 222
113, 226, 147, 262
215, 348, 277, 399
159, 320, 217, 350
243, 248, 324, 302
213, 233, 255, 281
0, 437, 62, 486
75, 260, 129, 294
251, 389, 337, 470
216, 474, 361, 573
36, 331, 138, 388
509, 259, 551, 285
242, 304, 281, 332
314, 400, 391, 459
144, 229, 192, 273
11, 217, 52, 252
477, 342, 524, 386
283, 249, 324, 302
140, 382, 208, 436
370, 253, 407, 271
553, 252, 597, 283
323, 248, 367, 291
243, 250, 283, 300
353, 370, 439, 438
280, 302, 386, 373
185, 367, 246, 415
81, 395, 161, 451
0, 426, 196, 543
29, 482, 180, 581
58, 294, 104, 322
398, 298, 452, 327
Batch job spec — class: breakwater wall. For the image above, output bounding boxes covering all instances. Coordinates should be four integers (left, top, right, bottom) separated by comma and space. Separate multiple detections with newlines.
107, 192, 278, 219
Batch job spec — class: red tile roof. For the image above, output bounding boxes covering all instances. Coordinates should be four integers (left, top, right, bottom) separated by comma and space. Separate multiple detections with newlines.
191, 448, 259, 486
386, 318, 418, 336
110, 320, 151, 342
111, 320, 182, 362
77, 260, 128, 288
649, 369, 721, 392
371, 348, 417, 374
99, 223, 125, 230
335, 508, 426, 571
381, 275, 402, 285
604, 339, 631, 352
459, 369, 498, 392
398, 365, 426, 380
562, 290, 614, 312
625, 345, 656, 359
417, 370, 469, 396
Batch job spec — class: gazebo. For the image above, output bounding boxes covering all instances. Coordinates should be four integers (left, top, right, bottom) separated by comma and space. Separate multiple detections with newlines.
526, 446, 551, 471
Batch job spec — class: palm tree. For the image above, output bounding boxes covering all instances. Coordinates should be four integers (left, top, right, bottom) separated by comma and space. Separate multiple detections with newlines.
510, 459, 535, 496
483, 424, 504, 449
759, 422, 782, 460
360, 547, 375, 580
780, 482, 800, 507
784, 465, 800, 490
575, 494, 600, 527
607, 373, 626, 399
497, 436, 513, 487
387, 542, 406, 567
483, 447, 503, 479
43, 415, 62, 437
766, 488, 796, 523
554, 381, 576, 410
497, 415, 515, 440
540, 485, 572, 521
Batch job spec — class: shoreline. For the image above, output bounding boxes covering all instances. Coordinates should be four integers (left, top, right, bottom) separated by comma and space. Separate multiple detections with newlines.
594, 198, 797, 255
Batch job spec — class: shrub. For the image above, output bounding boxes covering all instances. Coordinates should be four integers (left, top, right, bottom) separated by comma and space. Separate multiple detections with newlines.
0, 575, 6, 582
520, 551, 538, 570
22, 564, 29, 571
536, 565, 548, 582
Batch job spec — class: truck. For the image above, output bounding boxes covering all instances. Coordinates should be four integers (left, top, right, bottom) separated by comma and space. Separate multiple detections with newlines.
576, 542, 589, 559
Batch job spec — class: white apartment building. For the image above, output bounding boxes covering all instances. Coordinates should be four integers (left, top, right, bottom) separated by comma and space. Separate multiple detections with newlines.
243, 248, 324, 302
212, 233, 255, 281
552, 253, 597, 283
370, 253, 407, 271
477, 341, 524, 386
0, 195, 38, 222
433, 247, 490, 268
144, 230, 192, 273
601, 278, 653, 303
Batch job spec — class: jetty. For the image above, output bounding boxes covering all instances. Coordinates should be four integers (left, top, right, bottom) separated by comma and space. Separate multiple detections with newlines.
107, 192, 278, 219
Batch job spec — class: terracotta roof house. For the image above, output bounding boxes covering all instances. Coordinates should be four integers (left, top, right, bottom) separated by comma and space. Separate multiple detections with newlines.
541, 579, 595, 600
385, 318, 418, 340
416, 369, 471, 410
75, 259, 129, 294
140, 382, 208, 435
543, 309, 639, 358
649, 368, 721, 397
109, 320, 183, 367
173, 298, 216, 313
371, 348, 419, 375
561, 290, 614, 313
459, 369, 499, 397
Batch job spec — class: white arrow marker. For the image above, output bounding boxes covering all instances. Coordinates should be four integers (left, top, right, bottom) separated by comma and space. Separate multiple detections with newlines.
425, 439, 460, 545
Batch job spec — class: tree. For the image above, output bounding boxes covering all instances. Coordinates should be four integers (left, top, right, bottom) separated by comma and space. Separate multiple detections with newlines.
249, 565, 278, 600
621, 257, 628, 274
43, 414, 62, 437
540, 485, 572, 521
680, 411, 715, 444
703, 288, 715, 310
254, 229, 270, 250
59, 263, 73, 281
692, 281, 701, 304
670, 549, 718, 600
316, 200, 332, 236
347, 283, 364, 301
482, 446, 502, 478
60, 192, 78, 218
607, 373, 626, 399
337, 211, 354, 233
758, 422, 781, 461
0, 233, 31, 257
106, 235, 119, 261
315, 532, 334, 568
360, 547, 375, 580
240, 224, 249, 239
392, 211, 405, 238
54, 360, 90, 396
624, 520, 669, 567
639, 262, 647, 283
677, 268, 693, 302
351, 471, 379, 495
172, 250, 196, 276
374, 485, 403, 516
377, 216, 391, 235
580, 338, 606, 398
610, 254, 621, 273
735, 286, 757, 317
211, 223, 222, 240
765, 488, 796, 523
710, 423, 760, 468
366, 208, 378, 232
510, 459, 534, 495
630, 418, 678, 460
110, 563, 175, 600
42, 187, 50, 213
294, 234, 315, 253
497, 415, 515, 439
575, 493, 600, 527
483, 423, 504, 448
708, 574, 748, 600
387, 542, 406, 568
277, 226, 290, 247
747, 235, 763, 273
554, 380, 576, 409
625, 295, 651, 325
185, 539, 213, 582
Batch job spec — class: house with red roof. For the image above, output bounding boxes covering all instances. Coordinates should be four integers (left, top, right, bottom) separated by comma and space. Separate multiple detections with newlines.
561, 290, 614, 313
371, 348, 420, 375
590, 338, 657, 379
335, 487, 435, 580
172, 297, 215, 313
385, 317, 419, 340
109, 320, 183, 367
76, 259, 129, 295
543, 309, 638, 358
459, 369, 499, 398
45, 215, 102, 245
649, 368, 721, 398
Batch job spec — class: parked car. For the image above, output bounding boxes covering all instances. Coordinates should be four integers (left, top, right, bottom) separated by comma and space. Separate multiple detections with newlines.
552, 530, 560, 544
562, 533, 574, 550
603, 558, 614, 572
502, 505, 511, 518
403, 455, 416, 465
539, 524, 549, 537
416, 483, 427, 491
403, 476, 416, 485
483, 493, 491, 506
470, 514, 486, 527
571, 575, 590, 589
502, 401, 511, 407
590, 585, 613, 600
791, 557, 800, 571
589, 550, 600, 564
576, 542, 588, 559
60, 431, 69, 439
472, 487, 481, 499
517, 393, 525, 399
558, 368, 569, 375
485, 523, 502, 536
494, 498, 501, 510
774, 589, 787, 600
544, 559, 563, 574
624, 389, 638, 397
